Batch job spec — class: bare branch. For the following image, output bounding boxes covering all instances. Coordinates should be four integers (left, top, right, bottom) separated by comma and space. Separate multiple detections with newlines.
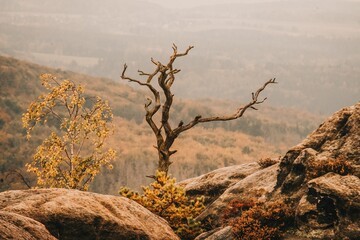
138, 70, 150, 76
5, 170, 31, 189
146, 175, 156, 180
174, 45, 194, 58
172, 43, 177, 52
169, 150, 177, 156
121, 63, 163, 145
145, 97, 152, 108
151, 58, 160, 66
173, 78, 277, 135
138, 66, 160, 83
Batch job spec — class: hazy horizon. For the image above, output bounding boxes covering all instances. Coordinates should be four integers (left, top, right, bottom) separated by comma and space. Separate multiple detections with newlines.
0, 0, 359, 114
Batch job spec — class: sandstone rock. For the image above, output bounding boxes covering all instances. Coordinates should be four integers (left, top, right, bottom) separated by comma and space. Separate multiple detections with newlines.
195, 163, 279, 227
0, 188, 179, 240
272, 102, 360, 239
180, 162, 260, 205
0, 210, 56, 240
194, 226, 234, 240
295, 173, 360, 239
277, 102, 360, 194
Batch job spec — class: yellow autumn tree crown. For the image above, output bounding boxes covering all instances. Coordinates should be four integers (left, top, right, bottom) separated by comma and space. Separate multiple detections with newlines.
22, 73, 116, 190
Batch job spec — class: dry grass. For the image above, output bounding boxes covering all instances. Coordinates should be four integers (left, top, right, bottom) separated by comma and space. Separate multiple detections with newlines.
257, 157, 279, 168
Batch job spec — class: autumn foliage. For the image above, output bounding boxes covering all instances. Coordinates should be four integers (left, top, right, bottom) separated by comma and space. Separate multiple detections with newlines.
306, 157, 355, 179
119, 171, 205, 239
22, 74, 115, 190
221, 198, 257, 222
223, 198, 294, 240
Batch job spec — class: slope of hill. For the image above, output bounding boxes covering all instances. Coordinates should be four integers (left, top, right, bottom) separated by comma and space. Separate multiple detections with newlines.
0, 56, 325, 194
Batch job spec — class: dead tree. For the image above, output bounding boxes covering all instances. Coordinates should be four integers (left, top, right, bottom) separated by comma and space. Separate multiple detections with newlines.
121, 44, 277, 174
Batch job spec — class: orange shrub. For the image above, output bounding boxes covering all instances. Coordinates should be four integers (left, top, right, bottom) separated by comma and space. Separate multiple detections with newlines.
221, 198, 256, 224
223, 198, 294, 240
307, 157, 354, 179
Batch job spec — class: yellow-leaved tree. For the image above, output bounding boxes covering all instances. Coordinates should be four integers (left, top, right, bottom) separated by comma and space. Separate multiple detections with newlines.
120, 171, 205, 240
22, 73, 116, 190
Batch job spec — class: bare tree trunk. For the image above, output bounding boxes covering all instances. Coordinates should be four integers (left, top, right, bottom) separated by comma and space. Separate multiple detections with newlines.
158, 145, 171, 173
121, 44, 277, 174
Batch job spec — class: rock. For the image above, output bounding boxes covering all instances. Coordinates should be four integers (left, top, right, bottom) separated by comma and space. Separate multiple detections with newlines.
194, 226, 234, 240
0, 210, 56, 240
277, 102, 360, 194
180, 162, 260, 205
189, 163, 279, 227
295, 173, 360, 239
273, 102, 360, 239
0, 188, 179, 240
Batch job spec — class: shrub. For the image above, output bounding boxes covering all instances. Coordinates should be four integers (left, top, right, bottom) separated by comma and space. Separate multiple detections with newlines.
307, 157, 354, 179
221, 198, 256, 223
257, 157, 279, 168
119, 171, 205, 240
223, 198, 294, 240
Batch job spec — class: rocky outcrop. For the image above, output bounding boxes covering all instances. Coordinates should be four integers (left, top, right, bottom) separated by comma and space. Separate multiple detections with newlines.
295, 173, 360, 239
195, 163, 279, 225
275, 102, 360, 239
180, 162, 261, 205
0, 188, 179, 240
276, 102, 360, 194
0, 211, 56, 240
182, 102, 360, 239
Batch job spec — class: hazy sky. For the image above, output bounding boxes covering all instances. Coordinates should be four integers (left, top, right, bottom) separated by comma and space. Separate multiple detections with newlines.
0, 0, 359, 114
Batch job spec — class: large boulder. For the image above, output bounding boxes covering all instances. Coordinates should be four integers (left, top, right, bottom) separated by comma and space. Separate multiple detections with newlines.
195, 163, 279, 226
0, 211, 56, 240
276, 102, 360, 194
179, 162, 261, 205
274, 102, 360, 239
295, 173, 360, 239
0, 188, 179, 240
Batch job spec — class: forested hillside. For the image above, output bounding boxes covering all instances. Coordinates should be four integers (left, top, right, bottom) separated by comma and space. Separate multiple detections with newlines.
0, 56, 324, 194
